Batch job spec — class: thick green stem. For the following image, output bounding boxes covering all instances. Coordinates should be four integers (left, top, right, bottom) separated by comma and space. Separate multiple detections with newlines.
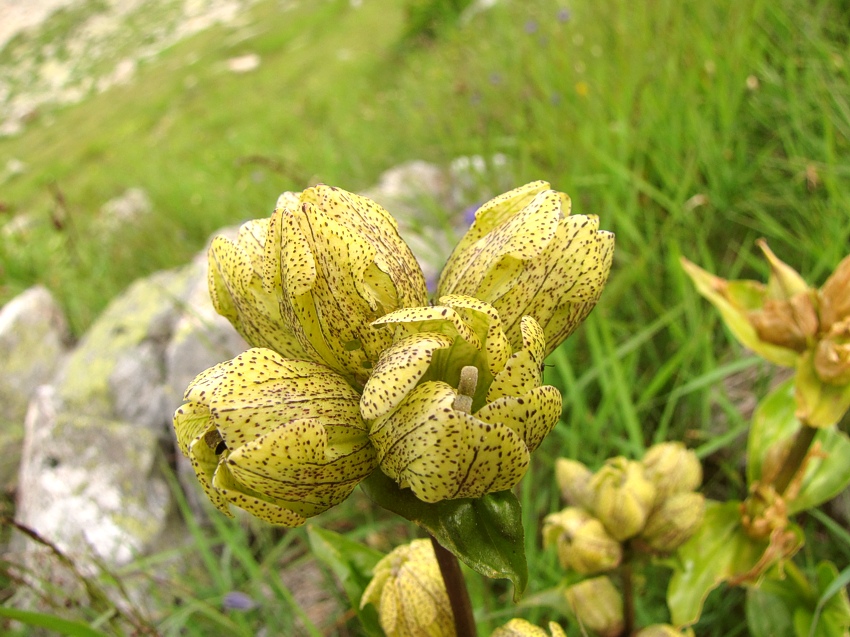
772, 424, 818, 495
430, 535, 477, 637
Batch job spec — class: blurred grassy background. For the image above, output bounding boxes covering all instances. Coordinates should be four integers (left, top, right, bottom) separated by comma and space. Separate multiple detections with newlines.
1, 0, 849, 634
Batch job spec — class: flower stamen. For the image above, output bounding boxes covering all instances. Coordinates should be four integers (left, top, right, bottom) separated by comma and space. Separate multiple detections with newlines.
452, 365, 479, 414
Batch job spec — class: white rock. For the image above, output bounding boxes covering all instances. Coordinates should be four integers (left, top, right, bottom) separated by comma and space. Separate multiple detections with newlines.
226, 53, 260, 73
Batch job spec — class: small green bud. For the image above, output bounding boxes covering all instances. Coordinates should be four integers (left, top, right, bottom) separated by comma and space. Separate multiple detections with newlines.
635, 625, 695, 637
564, 576, 624, 637
555, 458, 593, 507
542, 507, 622, 575
640, 492, 706, 552
641, 442, 702, 500
589, 457, 657, 541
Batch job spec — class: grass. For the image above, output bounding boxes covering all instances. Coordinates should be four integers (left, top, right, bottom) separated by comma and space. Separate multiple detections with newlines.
2, 0, 849, 634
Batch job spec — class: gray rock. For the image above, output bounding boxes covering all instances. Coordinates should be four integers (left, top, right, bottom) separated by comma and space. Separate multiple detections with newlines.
16, 386, 170, 566
54, 267, 192, 422
97, 187, 152, 234
0, 286, 69, 486
11, 267, 196, 604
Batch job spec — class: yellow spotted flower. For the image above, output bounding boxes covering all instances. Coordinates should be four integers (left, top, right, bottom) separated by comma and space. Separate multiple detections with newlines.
438, 181, 614, 357
491, 619, 567, 637
179, 182, 613, 524
361, 295, 563, 502
361, 539, 455, 637
173, 348, 377, 526
211, 185, 429, 388
683, 243, 850, 427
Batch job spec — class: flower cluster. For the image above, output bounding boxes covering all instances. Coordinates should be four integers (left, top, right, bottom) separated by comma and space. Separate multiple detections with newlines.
543, 443, 705, 635
682, 242, 850, 427
174, 182, 613, 525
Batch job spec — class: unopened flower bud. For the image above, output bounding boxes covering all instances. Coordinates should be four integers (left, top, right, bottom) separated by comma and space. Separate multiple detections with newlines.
555, 458, 593, 507
641, 442, 702, 500
635, 625, 695, 637
740, 483, 788, 540
640, 492, 705, 552
491, 619, 567, 637
542, 507, 622, 574
361, 539, 455, 637
564, 576, 624, 637
589, 457, 657, 541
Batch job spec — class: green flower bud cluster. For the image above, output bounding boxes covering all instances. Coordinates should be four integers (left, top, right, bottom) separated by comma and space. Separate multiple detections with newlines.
174, 183, 614, 526
548, 443, 705, 568
544, 444, 705, 634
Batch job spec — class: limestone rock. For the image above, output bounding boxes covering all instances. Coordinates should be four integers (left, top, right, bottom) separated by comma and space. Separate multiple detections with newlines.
16, 386, 170, 566
0, 285, 69, 486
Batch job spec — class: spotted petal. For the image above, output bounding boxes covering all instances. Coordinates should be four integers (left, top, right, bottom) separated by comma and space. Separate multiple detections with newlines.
439, 184, 614, 355
374, 305, 481, 349
227, 417, 376, 515
208, 223, 308, 358
264, 186, 429, 385
360, 332, 454, 421
370, 381, 530, 503
173, 348, 373, 526
440, 294, 511, 375
488, 316, 546, 402
184, 421, 232, 516
212, 462, 307, 526
475, 385, 562, 453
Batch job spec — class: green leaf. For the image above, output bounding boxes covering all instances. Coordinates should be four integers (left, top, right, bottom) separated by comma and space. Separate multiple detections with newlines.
360, 469, 528, 600
0, 607, 111, 637
747, 379, 850, 513
667, 500, 778, 625
808, 561, 850, 637
747, 378, 800, 485
747, 587, 794, 637
306, 525, 384, 637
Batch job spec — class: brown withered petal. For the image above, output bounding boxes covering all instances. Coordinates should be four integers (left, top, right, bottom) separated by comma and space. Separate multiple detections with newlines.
814, 337, 850, 385
748, 294, 818, 352
819, 254, 850, 328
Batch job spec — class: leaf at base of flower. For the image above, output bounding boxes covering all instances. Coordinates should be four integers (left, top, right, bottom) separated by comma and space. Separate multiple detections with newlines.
360, 469, 528, 600
667, 500, 803, 626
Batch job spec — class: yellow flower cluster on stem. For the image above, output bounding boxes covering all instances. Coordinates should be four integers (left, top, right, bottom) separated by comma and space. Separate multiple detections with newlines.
174, 182, 613, 526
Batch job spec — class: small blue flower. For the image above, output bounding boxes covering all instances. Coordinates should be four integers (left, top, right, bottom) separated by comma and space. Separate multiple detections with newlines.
557, 8, 571, 23
524, 20, 539, 34
463, 202, 481, 226
223, 591, 259, 611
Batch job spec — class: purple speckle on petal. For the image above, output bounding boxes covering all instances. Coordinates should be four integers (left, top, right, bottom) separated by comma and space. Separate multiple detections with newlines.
223, 591, 258, 611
